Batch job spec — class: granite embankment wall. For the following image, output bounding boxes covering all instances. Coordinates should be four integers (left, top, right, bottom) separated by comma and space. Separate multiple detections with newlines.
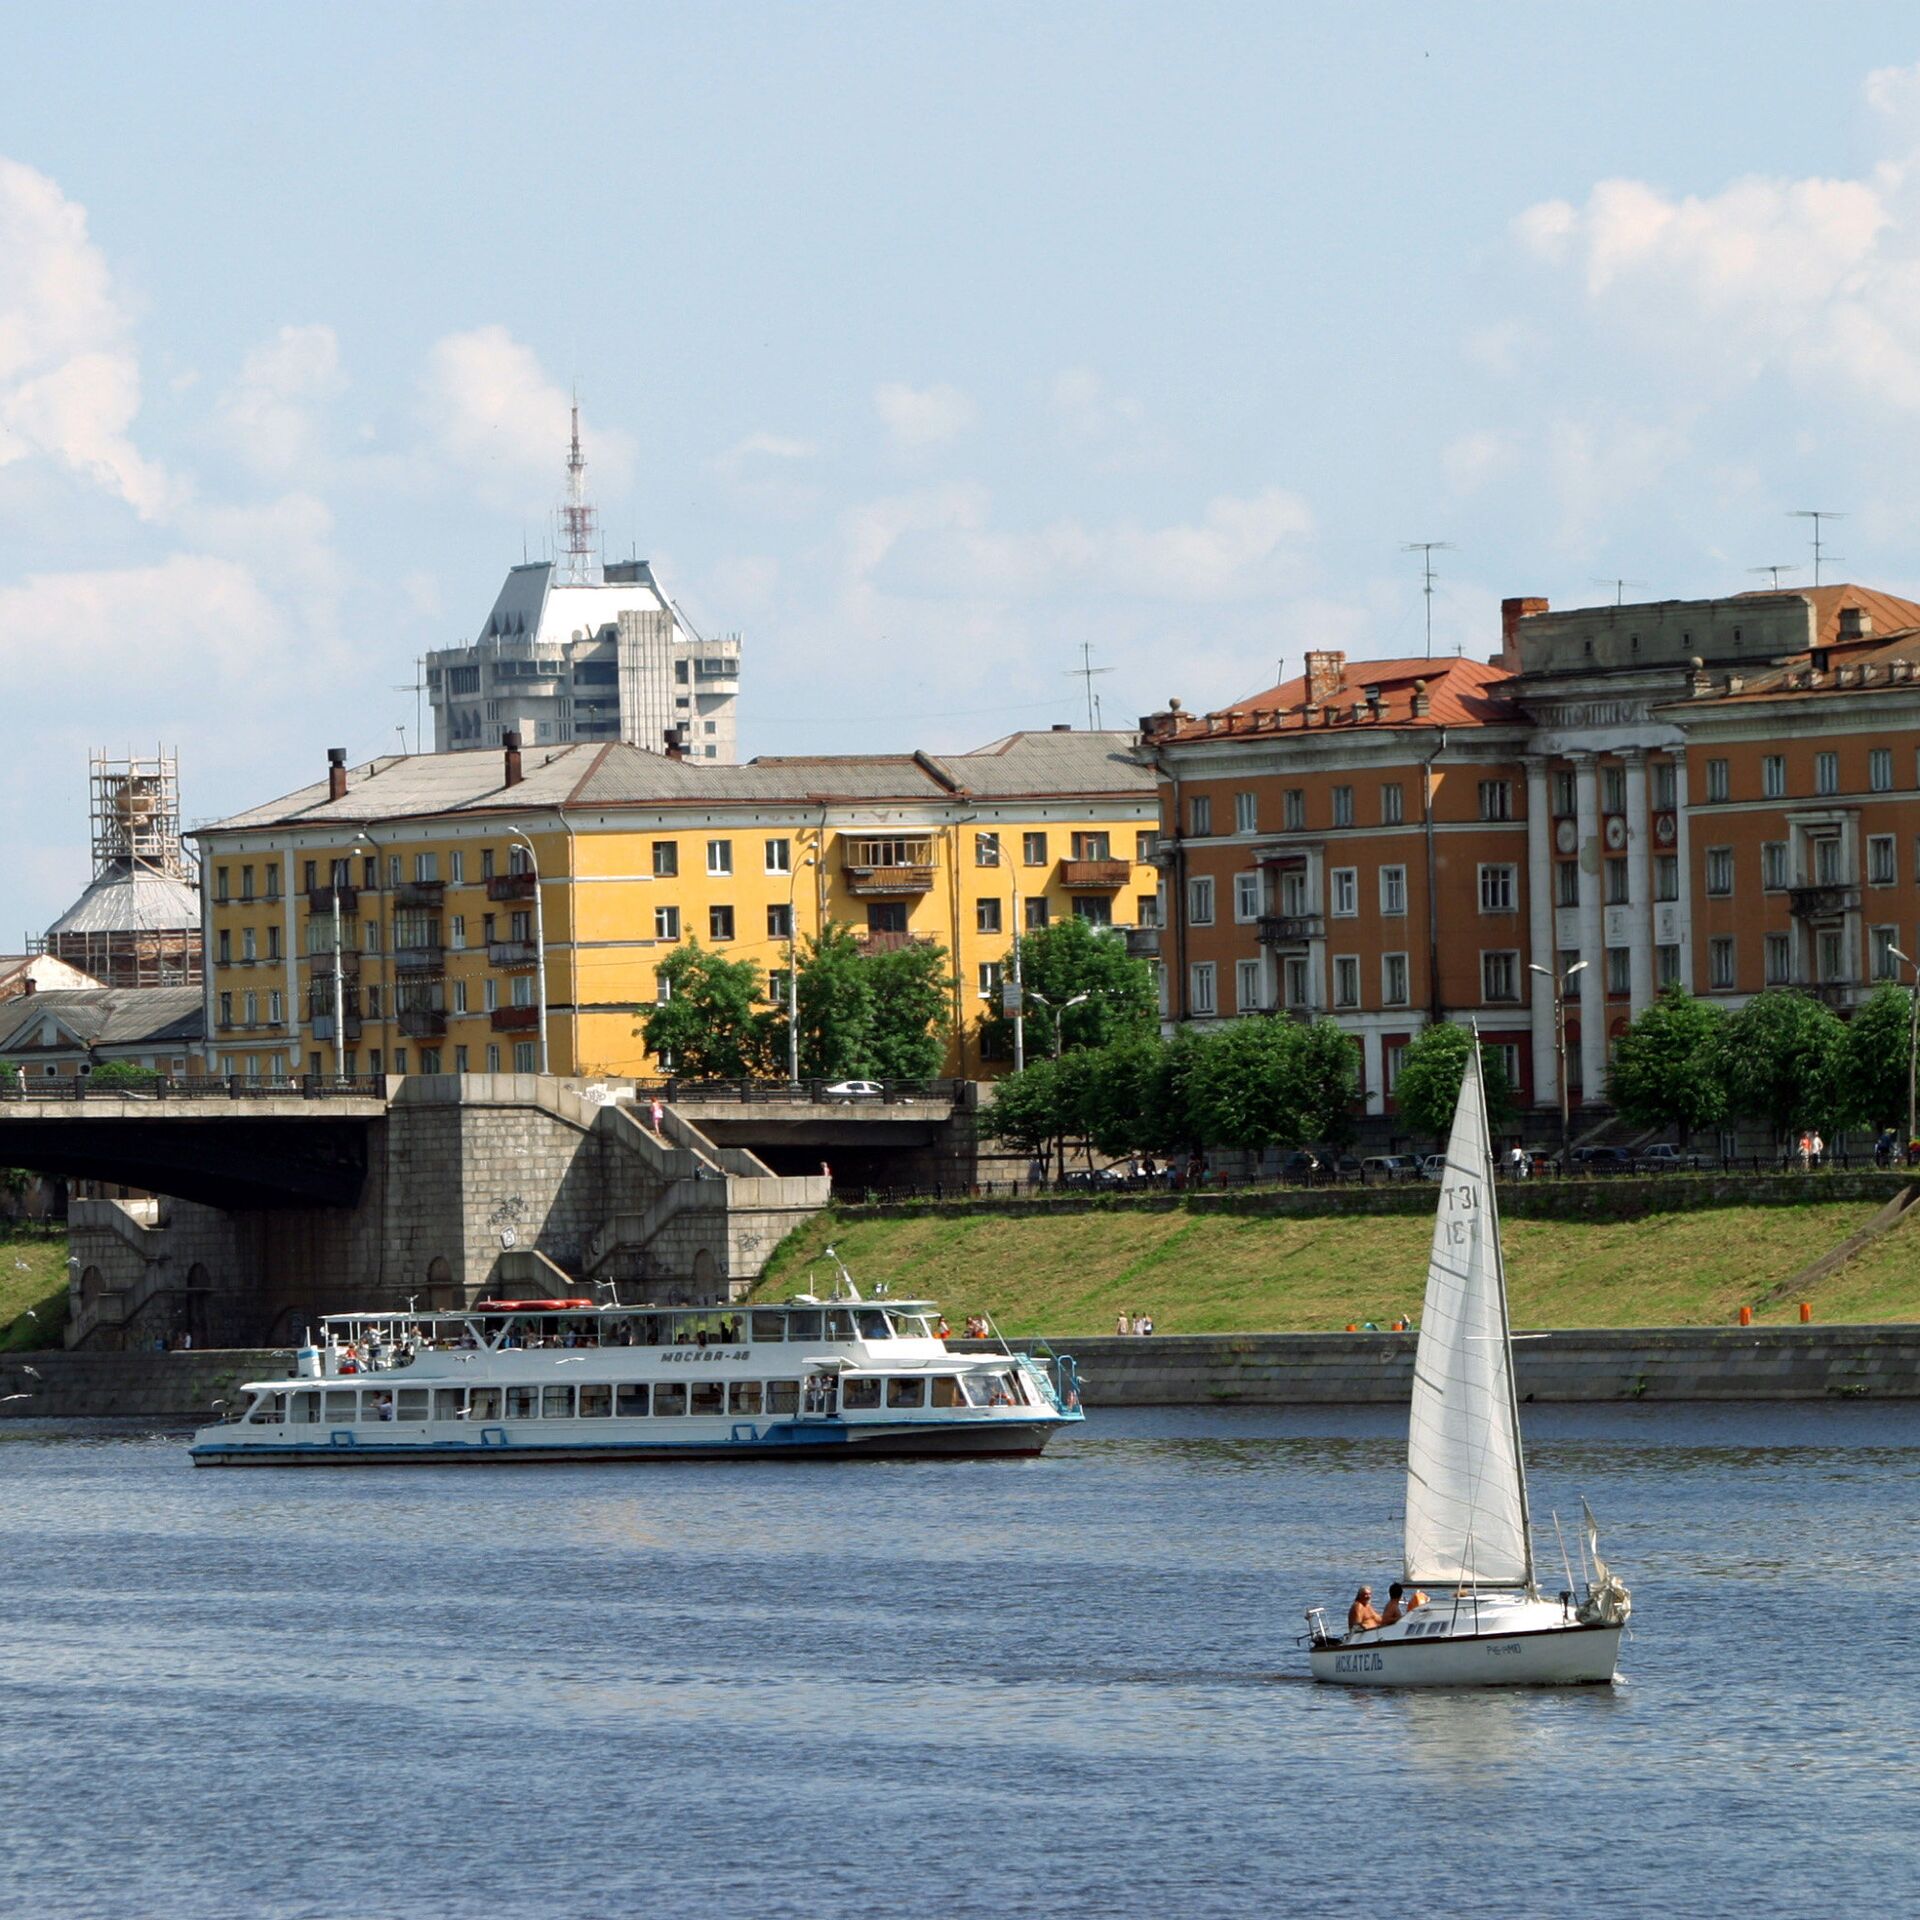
6, 1324, 1917, 1421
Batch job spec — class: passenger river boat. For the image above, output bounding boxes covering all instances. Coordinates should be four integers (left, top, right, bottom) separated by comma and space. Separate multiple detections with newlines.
188, 1265, 1082, 1467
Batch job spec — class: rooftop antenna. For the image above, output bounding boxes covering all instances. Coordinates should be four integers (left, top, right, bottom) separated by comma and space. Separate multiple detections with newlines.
392, 655, 427, 754
558, 393, 601, 586
1790, 510, 1845, 588
1402, 542, 1454, 657
1748, 563, 1799, 591
1065, 642, 1113, 730
1591, 577, 1646, 607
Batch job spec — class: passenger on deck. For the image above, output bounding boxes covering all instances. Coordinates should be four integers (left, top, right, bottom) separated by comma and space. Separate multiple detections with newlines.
1379, 1582, 1408, 1626
1348, 1586, 1382, 1632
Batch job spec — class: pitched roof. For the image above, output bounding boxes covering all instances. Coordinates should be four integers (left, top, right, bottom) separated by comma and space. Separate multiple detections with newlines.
45, 867, 203, 936
0, 986, 203, 1056
1142, 654, 1514, 745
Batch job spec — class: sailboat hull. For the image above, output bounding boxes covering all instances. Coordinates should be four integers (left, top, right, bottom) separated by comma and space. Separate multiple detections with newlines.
1310, 1620, 1622, 1688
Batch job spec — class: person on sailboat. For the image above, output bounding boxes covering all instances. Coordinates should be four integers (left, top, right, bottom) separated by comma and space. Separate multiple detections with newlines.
1378, 1582, 1429, 1626
1348, 1586, 1382, 1631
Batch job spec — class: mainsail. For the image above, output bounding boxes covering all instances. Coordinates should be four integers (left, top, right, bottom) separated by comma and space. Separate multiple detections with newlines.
1402, 1043, 1534, 1590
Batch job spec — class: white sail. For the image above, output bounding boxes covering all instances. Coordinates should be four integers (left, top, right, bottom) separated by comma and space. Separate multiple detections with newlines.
1402, 1044, 1533, 1589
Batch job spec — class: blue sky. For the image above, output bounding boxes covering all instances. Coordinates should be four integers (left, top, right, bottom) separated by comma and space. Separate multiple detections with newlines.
9, 3, 1920, 933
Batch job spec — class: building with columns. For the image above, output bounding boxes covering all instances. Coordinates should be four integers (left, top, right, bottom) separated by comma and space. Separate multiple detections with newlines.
1137, 583, 1920, 1123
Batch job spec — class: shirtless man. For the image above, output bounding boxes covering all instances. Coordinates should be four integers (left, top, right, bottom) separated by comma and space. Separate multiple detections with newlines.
1348, 1585, 1382, 1632
1379, 1582, 1408, 1627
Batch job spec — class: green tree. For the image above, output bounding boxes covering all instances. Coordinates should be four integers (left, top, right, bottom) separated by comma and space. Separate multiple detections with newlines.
978, 917, 1156, 1059
980, 1057, 1070, 1178
1720, 989, 1847, 1141
640, 942, 774, 1080
1606, 985, 1728, 1143
787, 926, 874, 1080
1081, 1031, 1171, 1158
1392, 1021, 1514, 1140
1843, 983, 1917, 1138
1182, 1018, 1362, 1152
863, 939, 953, 1080
86, 1060, 162, 1089
1293, 1019, 1365, 1148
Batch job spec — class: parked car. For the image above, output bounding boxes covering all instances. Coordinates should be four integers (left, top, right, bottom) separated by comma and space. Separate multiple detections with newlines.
1319, 1151, 1363, 1180
823, 1079, 884, 1101
1572, 1145, 1635, 1173
1063, 1165, 1128, 1189
1362, 1154, 1422, 1181
1419, 1153, 1449, 1181
1635, 1143, 1710, 1172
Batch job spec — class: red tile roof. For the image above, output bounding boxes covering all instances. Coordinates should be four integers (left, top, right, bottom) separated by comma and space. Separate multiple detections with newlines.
1146, 653, 1515, 742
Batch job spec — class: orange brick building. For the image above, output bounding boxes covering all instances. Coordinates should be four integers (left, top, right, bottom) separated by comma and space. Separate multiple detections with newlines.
1138, 584, 1920, 1121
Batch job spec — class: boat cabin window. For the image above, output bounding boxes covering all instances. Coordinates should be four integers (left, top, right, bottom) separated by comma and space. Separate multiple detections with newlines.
688, 1381, 723, 1415
291, 1391, 321, 1423
931, 1377, 965, 1408
615, 1384, 649, 1416
542, 1386, 574, 1419
323, 1390, 359, 1423
785, 1310, 822, 1340
579, 1384, 612, 1418
751, 1311, 786, 1342
825, 1310, 856, 1342
962, 1369, 1021, 1407
433, 1389, 467, 1420
505, 1386, 539, 1420
246, 1392, 287, 1424
729, 1382, 762, 1415
856, 1309, 891, 1340
842, 1378, 882, 1410
890, 1314, 933, 1339
885, 1377, 924, 1409
395, 1389, 429, 1421
764, 1380, 799, 1415
471, 1388, 502, 1421
654, 1382, 688, 1417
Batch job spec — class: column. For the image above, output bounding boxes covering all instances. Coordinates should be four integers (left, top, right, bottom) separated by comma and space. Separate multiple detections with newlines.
1573, 752, 1607, 1103
1623, 749, 1654, 1017
1525, 757, 1557, 1111
1672, 753, 1694, 989
1362, 1027, 1384, 1116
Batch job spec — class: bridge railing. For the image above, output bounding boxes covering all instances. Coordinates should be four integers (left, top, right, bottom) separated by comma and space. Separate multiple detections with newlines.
1, 1074, 387, 1103
655, 1076, 964, 1108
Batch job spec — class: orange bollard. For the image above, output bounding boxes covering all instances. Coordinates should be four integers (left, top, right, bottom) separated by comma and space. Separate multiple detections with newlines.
1800, 1301, 1813, 1323
1346, 1323, 1358, 1333
1738, 1305, 1754, 1326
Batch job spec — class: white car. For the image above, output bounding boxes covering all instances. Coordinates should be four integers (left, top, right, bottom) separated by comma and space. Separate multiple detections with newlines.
1419, 1153, 1448, 1181
823, 1079, 884, 1101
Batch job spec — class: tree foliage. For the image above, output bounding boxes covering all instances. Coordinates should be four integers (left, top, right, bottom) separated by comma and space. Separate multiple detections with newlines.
1392, 1021, 1514, 1141
1841, 983, 1915, 1136
86, 1060, 163, 1089
639, 942, 773, 1080
976, 917, 1156, 1060
1606, 985, 1728, 1141
862, 940, 953, 1080
1184, 1018, 1361, 1151
1720, 990, 1846, 1139
788, 926, 873, 1080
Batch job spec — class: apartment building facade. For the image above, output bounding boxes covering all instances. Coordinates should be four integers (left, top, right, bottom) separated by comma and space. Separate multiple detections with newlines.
1139, 584, 1920, 1117
193, 729, 1156, 1083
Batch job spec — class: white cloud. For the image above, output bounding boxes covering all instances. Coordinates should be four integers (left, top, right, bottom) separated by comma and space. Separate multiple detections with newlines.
709, 430, 821, 515
215, 324, 346, 475
1045, 367, 1160, 470
1443, 428, 1521, 495
873, 380, 977, 449
0, 157, 173, 517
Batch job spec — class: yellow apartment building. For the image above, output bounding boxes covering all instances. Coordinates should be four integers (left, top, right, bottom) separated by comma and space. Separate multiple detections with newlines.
193, 728, 1158, 1081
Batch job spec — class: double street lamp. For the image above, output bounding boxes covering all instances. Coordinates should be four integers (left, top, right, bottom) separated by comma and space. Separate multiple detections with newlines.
1889, 944, 1920, 1159
1529, 957, 1588, 1173
1027, 988, 1090, 1059
506, 826, 548, 1075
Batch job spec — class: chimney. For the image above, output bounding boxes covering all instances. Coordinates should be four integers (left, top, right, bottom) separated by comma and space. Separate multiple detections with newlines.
327, 747, 348, 802
1304, 650, 1345, 705
503, 729, 523, 788
1052, 722, 1072, 732
1410, 679, 1431, 720
663, 723, 689, 761
1839, 605, 1872, 641
1500, 596, 1549, 666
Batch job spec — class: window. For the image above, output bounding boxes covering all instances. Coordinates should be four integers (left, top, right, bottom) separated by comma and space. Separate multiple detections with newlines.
412, 852, 437, 883
267, 926, 280, 960
453, 979, 469, 1015
1385, 1042, 1409, 1093
1815, 751, 1839, 797
1187, 876, 1215, 925
1872, 748, 1894, 793
1555, 862, 1579, 907
1765, 932, 1791, 985
1479, 780, 1513, 822
977, 961, 1002, 1000
1653, 761, 1677, 810
1705, 847, 1734, 896
486, 1044, 500, 1071
1380, 782, 1404, 826
1657, 944, 1681, 987
1025, 897, 1050, 928
1479, 864, 1516, 913
1757, 754, 1784, 800
1601, 767, 1626, 816
1333, 955, 1360, 1008
767, 903, 792, 939
1283, 789, 1306, 832
1814, 836, 1844, 884
1072, 831, 1111, 862
1023, 831, 1048, 865
389, 855, 401, 886
267, 990, 283, 1024
1331, 868, 1358, 917
1696, 759, 1728, 806
1605, 859, 1629, 907
652, 841, 678, 878
1870, 835, 1896, 886
707, 840, 732, 876
454, 1045, 469, 1072
1331, 786, 1354, 828
1873, 925, 1899, 981
1762, 843, 1788, 890
1481, 952, 1519, 1002
446, 914, 464, 951
242, 991, 257, 1027
974, 831, 1000, 867
1382, 953, 1410, 1006
1283, 956, 1310, 1007
240, 865, 255, 901
266, 867, 281, 901
1234, 791, 1257, 833
1380, 866, 1407, 916
1709, 936, 1735, 990
218, 992, 233, 1028
1189, 795, 1212, 836
513, 1041, 536, 1072
449, 850, 465, 884
1137, 893, 1158, 928
1236, 958, 1263, 1012
976, 897, 1002, 934
1073, 896, 1114, 927
217, 929, 232, 965
764, 838, 790, 874
217, 867, 231, 903
709, 905, 734, 941
651, 905, 680, 942
1189, 962, 1217, 1015
1552, 770, 1575, 817
1817, 928, 1844, 984
1234, 873, 1263, 922
364, 919, 381, 954
1605, 948, 1630, 995
1137, 831, 1157, 862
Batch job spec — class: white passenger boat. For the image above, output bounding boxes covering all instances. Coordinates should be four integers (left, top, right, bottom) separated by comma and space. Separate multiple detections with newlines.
188, 1266, 1082, 1467
1305, 1039, 1631, 1687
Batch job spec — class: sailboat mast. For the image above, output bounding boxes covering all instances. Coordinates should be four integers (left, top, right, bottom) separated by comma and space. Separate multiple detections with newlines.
1475, 1034, 1538, 1595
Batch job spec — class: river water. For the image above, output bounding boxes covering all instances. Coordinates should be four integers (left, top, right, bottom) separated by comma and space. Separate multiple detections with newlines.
1, 1402, 1913, 1919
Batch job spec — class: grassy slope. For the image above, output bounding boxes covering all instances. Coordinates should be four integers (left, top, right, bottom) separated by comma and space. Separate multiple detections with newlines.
0, 1230, 69, 1352
752, 1201, 1920, 1335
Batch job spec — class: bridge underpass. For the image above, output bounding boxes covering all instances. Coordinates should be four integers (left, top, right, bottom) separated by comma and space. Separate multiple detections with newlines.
670, 1091, 977, 1193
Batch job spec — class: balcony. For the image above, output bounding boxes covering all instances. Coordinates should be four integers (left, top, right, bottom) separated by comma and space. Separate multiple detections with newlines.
394, 879, 445, 910
1788, 883, 1858, 920
1125, 925, 1160, 959
487, 939, 539, 969
309, 1013, 364, 1043
854, 930, 936, 954
393, 943, 446, 976
307, 884, 357, 915
304, 946, 361, 978
841, 856, 936, 897
1257, 913, 1325, 947
487, 871, 538, 902
1059, 859, 1131, 889
397, 1007, 448, 1039
491, 1004, 540, 1033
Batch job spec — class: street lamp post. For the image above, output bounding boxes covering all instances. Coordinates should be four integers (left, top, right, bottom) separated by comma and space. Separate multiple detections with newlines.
507, 827, 548, 1075
1028, 988, 1090, 1059
330, 865, 346, 1082
786, 836, 817, 1087
1529, 957, 1588, 1172
1889, 945, 1920, 1160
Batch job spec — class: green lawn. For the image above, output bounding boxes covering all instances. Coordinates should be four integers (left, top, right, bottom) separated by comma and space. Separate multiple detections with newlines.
0, 1229, 69, 1352
752, 1201, 1920, 1335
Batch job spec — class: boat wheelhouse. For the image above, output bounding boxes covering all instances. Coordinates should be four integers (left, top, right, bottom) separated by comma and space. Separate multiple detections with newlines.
188, 1280, 1081, 1466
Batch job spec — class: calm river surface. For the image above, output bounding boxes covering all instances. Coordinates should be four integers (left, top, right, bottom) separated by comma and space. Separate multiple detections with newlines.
2, 1402, 1915, 1918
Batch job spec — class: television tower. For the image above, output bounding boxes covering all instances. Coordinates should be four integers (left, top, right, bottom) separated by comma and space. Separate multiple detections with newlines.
558, 398, 601, 585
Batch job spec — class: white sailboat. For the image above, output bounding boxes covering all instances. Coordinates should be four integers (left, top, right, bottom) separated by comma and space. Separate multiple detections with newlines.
1307, 1037, 1631, 1687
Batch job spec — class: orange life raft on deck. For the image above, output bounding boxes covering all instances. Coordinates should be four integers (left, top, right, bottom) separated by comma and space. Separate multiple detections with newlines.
472, 1299, 597, 1312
